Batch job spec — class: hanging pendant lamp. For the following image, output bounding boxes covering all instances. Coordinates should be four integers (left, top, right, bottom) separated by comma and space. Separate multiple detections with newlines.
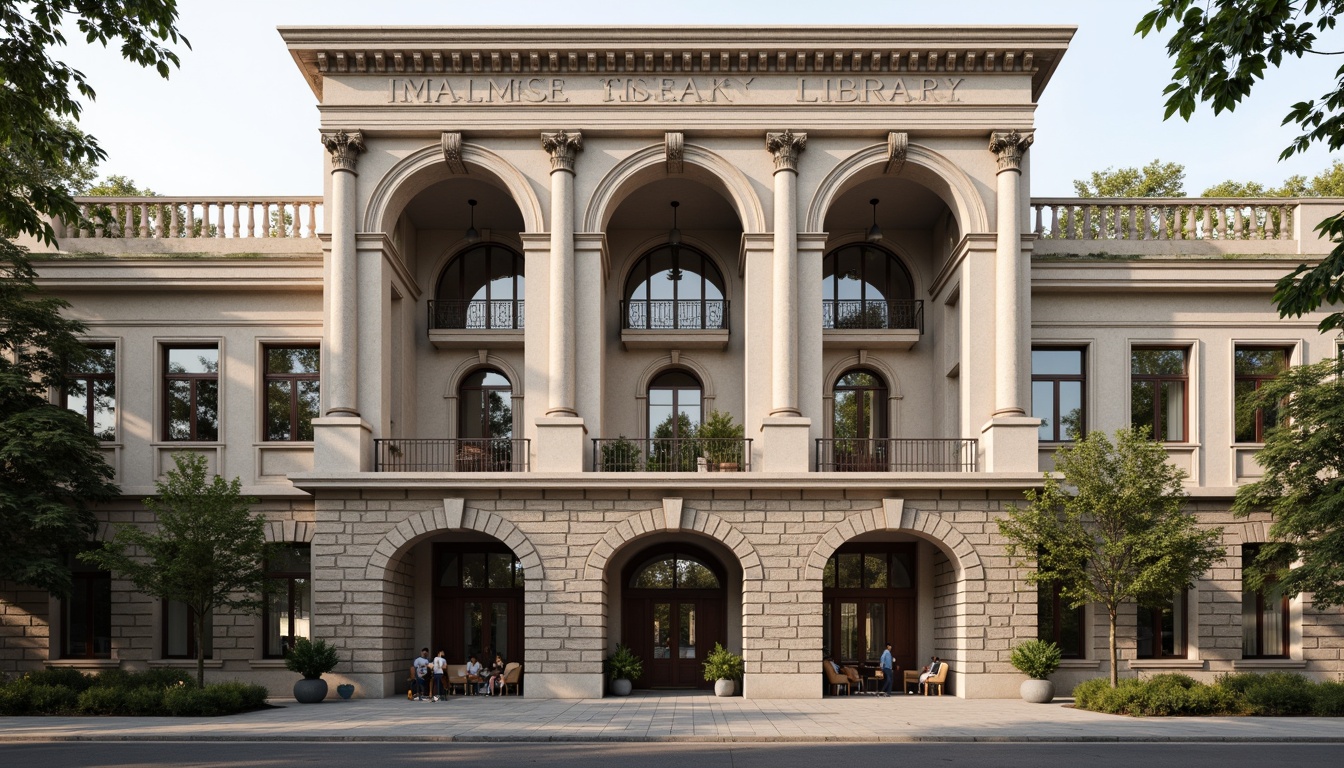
866, 198, 883, 243
465, 199, 480, 243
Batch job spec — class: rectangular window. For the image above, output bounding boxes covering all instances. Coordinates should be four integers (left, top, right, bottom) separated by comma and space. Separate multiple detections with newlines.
1032, 348, 1085, 442
1242, 545, 1289, 659
1038, 580, 1084, 658
1137, 592, 1188, 659
63, 558, 111, 659
263, 544, 311, 658
163, 600, 212, 659
1131, 348, 1188, 442
263, 346, 320, 441
164, 345, 219, 441
1234, 347, 1288, 443
66, 344, 117, 441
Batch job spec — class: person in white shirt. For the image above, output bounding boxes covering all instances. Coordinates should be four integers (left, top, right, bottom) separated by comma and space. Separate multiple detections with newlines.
410, 648, 431, 701
915, 656, 943, 694
466, 655, 485, 694
431, 650, 448, 701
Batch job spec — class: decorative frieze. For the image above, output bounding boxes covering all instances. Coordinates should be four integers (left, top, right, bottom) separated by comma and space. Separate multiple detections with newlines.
541, 130, 583, 173
321, 130, 365, 172
988, 129, 1034, 173
765, 130, 807, 173
441, 132, 467, 174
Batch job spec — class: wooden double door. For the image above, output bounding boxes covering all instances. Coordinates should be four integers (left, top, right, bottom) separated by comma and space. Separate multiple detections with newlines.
431, 543, 524, 664
622, 595, 725, 688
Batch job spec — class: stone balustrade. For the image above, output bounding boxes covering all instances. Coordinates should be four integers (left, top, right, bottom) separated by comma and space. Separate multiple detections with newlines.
57, 197, 325, 240
1031, 197, 1297, 242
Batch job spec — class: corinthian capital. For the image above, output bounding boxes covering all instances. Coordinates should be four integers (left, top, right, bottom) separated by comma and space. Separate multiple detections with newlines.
765, 130, 807, 173
988, 130, 1034, 173
541, 130, 583, 173
321, 130, 366, 172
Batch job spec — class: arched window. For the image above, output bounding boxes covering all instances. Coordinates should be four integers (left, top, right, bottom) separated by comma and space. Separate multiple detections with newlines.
833, 369, 887, 440
822, 244, 918, 330
648, 370, 702, 439
629, 553, 722, 589
459, 369, 513, 440
433, 243, 524, 329
623, 244, 727, 330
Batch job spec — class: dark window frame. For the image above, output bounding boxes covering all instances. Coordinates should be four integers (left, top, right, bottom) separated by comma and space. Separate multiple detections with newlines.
1130, 347, 1189, 443
1032, 347, 1087, 443
1137, 591, 1189, 659
262, 544, 311, 659
647, 369, 703, 440
263, 345, 319, 442
821, 243, 917, 329
821, 543, 917, 666
162, 344, 220, 442
432, 242, 526, 330
622, 243, 728, 331
62, 558, 111, 660
458, 368, 513, 440
65, 343, 117, 442
832, 368, 889, 440
1234, 346, 1290, 444
161, 600, 212, 660
1242, 544, 1291, 660
1039, 580, 1086, 659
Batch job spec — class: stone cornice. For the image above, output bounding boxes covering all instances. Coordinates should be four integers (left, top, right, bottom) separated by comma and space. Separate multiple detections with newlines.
281, 25, 1074, 101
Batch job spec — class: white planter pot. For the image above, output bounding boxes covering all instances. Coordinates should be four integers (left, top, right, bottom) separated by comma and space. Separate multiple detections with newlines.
610, 678, 633, 696
714, 678, 735, 697
1020, 679, 1055, 704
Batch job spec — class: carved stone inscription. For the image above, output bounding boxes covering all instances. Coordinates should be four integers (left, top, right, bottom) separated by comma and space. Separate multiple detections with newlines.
384, 75, 976, 105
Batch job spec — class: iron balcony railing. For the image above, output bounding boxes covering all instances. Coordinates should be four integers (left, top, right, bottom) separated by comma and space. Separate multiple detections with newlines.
822, 299, 924, 332
374, 438, 529, 472
428, 299, 525, 331
621, 299, 729, 331
815, 438, 978, 472
593, 437, 752, 472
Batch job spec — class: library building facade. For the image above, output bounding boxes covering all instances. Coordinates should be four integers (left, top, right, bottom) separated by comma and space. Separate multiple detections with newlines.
3, 25, 1343, 699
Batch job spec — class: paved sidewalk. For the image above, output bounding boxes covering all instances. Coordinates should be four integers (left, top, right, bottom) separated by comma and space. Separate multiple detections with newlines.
2, 692, 1344, 743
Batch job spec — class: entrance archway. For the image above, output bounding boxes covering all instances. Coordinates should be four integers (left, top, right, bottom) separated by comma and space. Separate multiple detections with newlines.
620, 543, 728, 689
430, 541, 525, 664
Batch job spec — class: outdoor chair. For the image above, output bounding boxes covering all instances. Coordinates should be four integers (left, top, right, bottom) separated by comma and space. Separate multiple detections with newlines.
903, 669, 921, 694
500, 662, 523, 695
445, 665, 472, 696
822, 661, 853, 696
923, 664, 949, 696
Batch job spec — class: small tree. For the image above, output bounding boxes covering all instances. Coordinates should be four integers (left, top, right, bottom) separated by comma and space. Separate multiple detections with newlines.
82, 452, 268, 687
998, 428, 1226, 687
1232, 356, 1344, 608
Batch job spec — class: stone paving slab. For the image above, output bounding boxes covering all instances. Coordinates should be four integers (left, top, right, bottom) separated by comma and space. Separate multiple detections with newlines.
2, 693, 1344, 743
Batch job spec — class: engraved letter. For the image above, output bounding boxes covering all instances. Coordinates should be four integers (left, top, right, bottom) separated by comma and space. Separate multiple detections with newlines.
489, 79, 516, 103
836, 78, 858, 103
920, 78, 938, 101
628, 78, 650, 102
660, 78, 677, 102
522, 77, 547, 103
944, 77, 964, 102
680, 78, 704, 103
889, 79, 909, 102
435, 80, 460, 103
862, 78, 886, 103
598, 78, 618, 102
550, 78, 568, 103
401, 78, 430, 104
710, 78, 734, 102
796, 78, 819, 103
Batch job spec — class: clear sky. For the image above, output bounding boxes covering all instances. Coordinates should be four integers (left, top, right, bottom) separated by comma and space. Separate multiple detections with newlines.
57, 0, 1343, 197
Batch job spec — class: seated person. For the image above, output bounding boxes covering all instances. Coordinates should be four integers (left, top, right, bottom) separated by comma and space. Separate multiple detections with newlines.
465, 654, 484, 694
824, 656, 862, 688
915, 655, 943, 694
486, 653, 507, 696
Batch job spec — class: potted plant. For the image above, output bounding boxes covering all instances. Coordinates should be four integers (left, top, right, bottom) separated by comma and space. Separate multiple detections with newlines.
284, 637, 340, 703
605, 644, 643, 696
702, 642, 744, 697
1010, 639, 1061, 704
697, 411, 744, 471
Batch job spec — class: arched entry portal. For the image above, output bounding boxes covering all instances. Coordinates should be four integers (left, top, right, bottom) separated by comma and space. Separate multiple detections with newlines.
821, 542, 917, 672
431, 541, 525, 663
621, 544, 728, 689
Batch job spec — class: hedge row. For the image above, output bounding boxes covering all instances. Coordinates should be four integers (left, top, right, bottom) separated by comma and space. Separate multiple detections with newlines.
0, 668, 269, 716
1074, 673, 1344, 717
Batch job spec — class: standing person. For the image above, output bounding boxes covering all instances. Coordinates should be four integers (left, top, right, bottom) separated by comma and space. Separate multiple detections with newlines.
879, 642, 894, 697
431, 650, 448, 701
466, 654, 484, 695
410, 648, 431, 701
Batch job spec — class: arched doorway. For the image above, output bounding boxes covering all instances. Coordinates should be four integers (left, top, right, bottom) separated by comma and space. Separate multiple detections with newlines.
821, 542, 917, 673
621, 544, 728, 688
431, 542, 525, 664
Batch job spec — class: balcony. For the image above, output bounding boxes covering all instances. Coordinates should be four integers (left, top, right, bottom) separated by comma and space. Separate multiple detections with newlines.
427, 299, 525, 349
620, 299, 730, 350
593, 437, 753, 472
815, 438, 978, 472
822, 299, 924, 350
374, 438, 529, 472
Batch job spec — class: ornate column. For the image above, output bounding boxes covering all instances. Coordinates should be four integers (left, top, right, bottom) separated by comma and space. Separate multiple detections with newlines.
766, 130, 806, 416
541, 130, 582, 417
321, 129, 365, 417
980, 129, 1040, 473
312, 129, 371, 473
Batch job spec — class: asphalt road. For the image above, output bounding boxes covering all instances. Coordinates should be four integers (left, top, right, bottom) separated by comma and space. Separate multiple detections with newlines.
0, 742, 1338, 767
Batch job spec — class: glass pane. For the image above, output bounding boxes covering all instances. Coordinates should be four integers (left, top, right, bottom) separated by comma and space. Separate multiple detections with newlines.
265, 582, 287, 657
833, 390, 858, 440
1037, 584, 1055, 643
653, 603, 671, 659
1234, 379, 1258, 442
823, 602, 832, 658
92, 574, 111, 655
296, 380, 319, 441
267, 347, 319, 374
1262, 586, 1285, 656
1235, 348, 1286, 376
890, 553, 913, 589
1161, 380, 1185, 441
1059, 605, 1083, 659
167, 380, 192, 440
1242, 585, 1259, 656
1170, 593, 1185, 657
1137, 606, 1155, 659
462, 553, 487, 589
464, 602, 483, 659
835, 248, 862, 301
167, 347, 218, 375
838, 553, 862, 589
1032, 380, 1055, 440
1130, 381, 1156, 437
1160, 600, 1176, 657
460, 389, 486, 439
863, 555, 888, 588
91, 379, 116, 441
75, 346, 116, 374
865, 602, 886, 662
679, 604, 696, 659
439, 553, 460, 587
266, 381, 292, 441
66, 579, 89, 657
633, 557, 675, 589
490, 602, 509, 659
195, 380, 219, 441
678, 559, 720, 589
166, 601, 189, 657
1132, 349, 1185, 375
1032, 349, 1083, 376
823, 557, 837, 588
840, 602, 858, 660
488, 553, 514, 588
1058, 381, 1083, 441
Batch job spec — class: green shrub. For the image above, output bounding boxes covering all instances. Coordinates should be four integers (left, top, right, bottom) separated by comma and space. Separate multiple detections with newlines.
0, 680, 34, 715
119, 668, 194, 690
702, 643, 744, 682
1010, 640, 1062, 680
27, 684, 79, 714
284, 638, 340, 680
0, 667, 263, 716
1312, 682, 1344, 716
605, 644, 643, 682
1242, 672, 1315, 716
22, 667, 97, 693
75, 686, 155, 715
1072, 677, 1112, 710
